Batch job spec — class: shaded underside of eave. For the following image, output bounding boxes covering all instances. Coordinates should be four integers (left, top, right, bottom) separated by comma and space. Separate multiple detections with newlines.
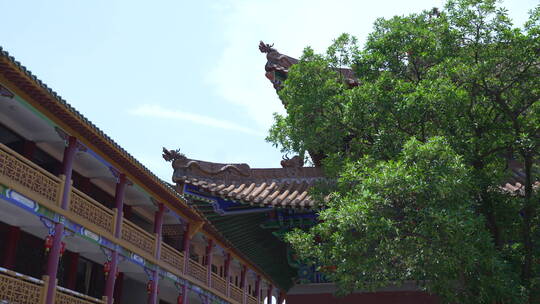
190, 200, 296, 290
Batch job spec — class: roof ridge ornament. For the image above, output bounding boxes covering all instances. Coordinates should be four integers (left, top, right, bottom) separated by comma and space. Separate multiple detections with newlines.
259, 41, 276, 54
281, 155, 304, 168
162, 147, 186, 162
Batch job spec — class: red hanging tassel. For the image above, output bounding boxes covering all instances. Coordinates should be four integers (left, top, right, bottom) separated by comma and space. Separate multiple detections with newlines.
44, 235, 53, 253
104, 261, 111, 277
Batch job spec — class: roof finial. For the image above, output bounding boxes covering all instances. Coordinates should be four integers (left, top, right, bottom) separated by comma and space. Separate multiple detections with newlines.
162, 147, 186, 162
259, 41, 276, 53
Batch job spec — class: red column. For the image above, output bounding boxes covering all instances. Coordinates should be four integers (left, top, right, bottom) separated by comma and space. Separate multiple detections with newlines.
45, 136, 78, 304
181, 223, 191, 304
205, 239, 214, 286
224, 253, 231, 297
113, 272, 124, 303
2, 225, 20, 269
65, 252, 79, 290
148, 203, 165, 304
104, 174, 127, 304
277, 291, 286, 304
255, 275, 261, 301
240, 265, 247, 304
266, 284, 273, 304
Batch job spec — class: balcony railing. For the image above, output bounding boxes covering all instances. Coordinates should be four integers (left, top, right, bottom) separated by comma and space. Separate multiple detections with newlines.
121, 218, 156, 256
0, 267, 105, 304
161, 242, 184, 272
188, 259, 207, 284
70, 188, 115, 234
247, 294, 259, 304
210, 273, 227, 295
230, 284, 243, 303
0, 143, 62, 207
0, 267, 46, 304
56, 286, 107, 304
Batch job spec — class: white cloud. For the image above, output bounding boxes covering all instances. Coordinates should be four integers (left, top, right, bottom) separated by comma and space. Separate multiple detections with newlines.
130, 104, 264, 136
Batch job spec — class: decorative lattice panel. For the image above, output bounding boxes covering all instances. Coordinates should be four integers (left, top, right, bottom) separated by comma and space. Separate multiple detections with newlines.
211, 273, 227, 295
121, 219, 155, 256
188, 259, 207, 284
161, 242, 184, 272
0, 144, 60, 204
0, 272, 43, 304
70, 189, 114, 233
56, 288, 105, 304
230, 285, 244, 303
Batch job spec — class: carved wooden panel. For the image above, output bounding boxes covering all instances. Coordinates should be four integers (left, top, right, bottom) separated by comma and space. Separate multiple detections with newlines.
188, 259, 207, 284
0, 144, 60, 204
56, 288, 105, 304
70, 189, 114, 233
211, 273, 227, 295
247, 294, 259, 304
161, 242, 184, 272
0, 271, 43, 304
121, 219, 155, 256
230, 284, 244, 303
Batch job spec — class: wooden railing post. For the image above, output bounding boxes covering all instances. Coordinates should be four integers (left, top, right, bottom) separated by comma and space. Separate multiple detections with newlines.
40, 275, 50, 304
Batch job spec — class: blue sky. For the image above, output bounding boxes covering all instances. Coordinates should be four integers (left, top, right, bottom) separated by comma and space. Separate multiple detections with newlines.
0, 0, 537, 182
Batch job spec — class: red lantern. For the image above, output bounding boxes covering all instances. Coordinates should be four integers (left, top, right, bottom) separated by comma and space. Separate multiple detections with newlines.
104, 261, 111, 277
147, 280, 153, 294
60, 242, 66, 257
44, 235, 53, 253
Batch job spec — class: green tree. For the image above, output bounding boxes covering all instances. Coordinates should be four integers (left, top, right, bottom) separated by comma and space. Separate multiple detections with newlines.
267, 0, 540, 303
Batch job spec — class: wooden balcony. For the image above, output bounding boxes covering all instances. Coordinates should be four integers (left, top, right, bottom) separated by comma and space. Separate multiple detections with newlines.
70, 188, 115, 234
247, 294, 259, 304
0, 143, 62, 207
121, 218, 156, 256
210, 273, 227, 296
56, 286, 107, 304
0, 143, 266, 304
188, 259, 207, 285
230, 284, 244, 303
161, 242, 184, 272
0, 267, 105, 304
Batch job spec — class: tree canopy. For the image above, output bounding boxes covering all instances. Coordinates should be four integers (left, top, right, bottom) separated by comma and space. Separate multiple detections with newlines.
267, 0, 540, 303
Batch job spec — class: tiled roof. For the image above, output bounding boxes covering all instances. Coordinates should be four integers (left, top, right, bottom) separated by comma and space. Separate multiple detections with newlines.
501, 159, 540, 195
167, 151, 324, 209
259, 41, 359, 92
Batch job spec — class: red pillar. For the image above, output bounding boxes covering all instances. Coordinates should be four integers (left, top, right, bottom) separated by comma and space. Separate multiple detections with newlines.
240, 265, 247, 304
65, 251, 79, 290
205, 239, 214, 286
181, 223, 191, 304
2, 225, 20, 269
277, 291, 286, 304
104, 174, 127, 304
266, 284, 273, 304
255, 275, 261, 301
148, 203, 165, 304
224, 253, 231, 296
113, 272, 124, 303
45, 136, 78, 304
